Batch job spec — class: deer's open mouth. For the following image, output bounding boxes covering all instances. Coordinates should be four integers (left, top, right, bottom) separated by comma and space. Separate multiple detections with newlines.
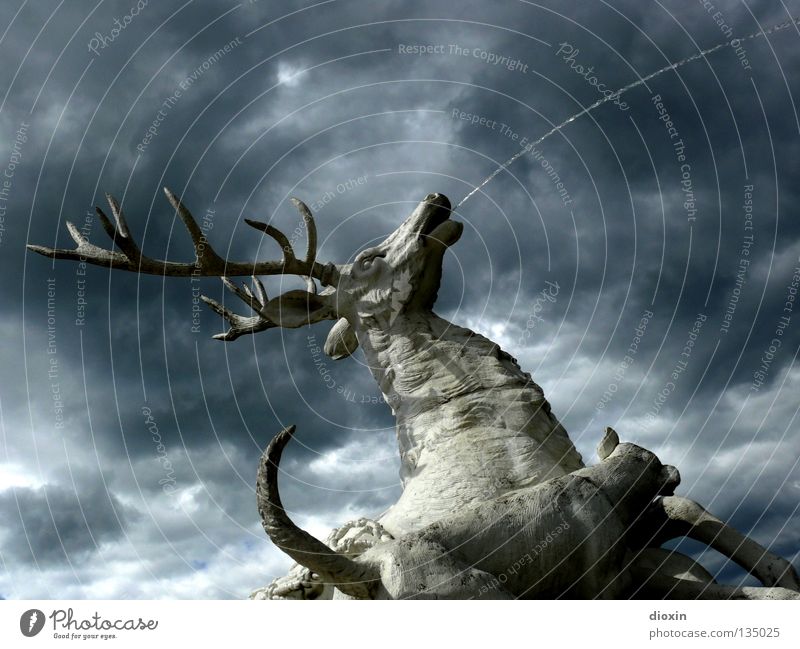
418, 193, 463, 248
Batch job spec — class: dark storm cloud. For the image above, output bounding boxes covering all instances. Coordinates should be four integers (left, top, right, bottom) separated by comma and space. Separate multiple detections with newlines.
1, 0, 798, 597
0, 476, 138, 565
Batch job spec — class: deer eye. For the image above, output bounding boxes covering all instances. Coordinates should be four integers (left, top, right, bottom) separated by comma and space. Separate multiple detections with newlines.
354, 249, 386, 277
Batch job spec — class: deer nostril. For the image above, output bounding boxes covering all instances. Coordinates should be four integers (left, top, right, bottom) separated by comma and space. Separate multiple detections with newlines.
422, 193, 452, 213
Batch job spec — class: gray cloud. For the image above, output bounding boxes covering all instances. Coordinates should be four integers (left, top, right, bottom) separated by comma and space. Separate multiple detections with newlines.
1, 0, 798, 598
0, 477, 138, 566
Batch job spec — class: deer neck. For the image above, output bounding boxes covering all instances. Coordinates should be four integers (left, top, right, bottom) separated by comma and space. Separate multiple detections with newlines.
356, 310, 532, 421
353, 309, 584, 535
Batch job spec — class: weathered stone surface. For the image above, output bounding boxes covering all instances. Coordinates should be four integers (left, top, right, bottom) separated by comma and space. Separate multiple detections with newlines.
250, 517, 393, 600
259, 425, 681, 598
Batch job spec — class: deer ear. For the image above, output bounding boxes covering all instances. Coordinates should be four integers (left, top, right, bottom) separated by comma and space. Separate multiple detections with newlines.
324, 318, 359, 360
263, 290, 337, 328
597, 427, 620, 460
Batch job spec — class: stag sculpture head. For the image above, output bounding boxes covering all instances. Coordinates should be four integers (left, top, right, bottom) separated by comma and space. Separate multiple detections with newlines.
27, 189, 462, 355
276, 192, 462, 360
329, 192, 460, 318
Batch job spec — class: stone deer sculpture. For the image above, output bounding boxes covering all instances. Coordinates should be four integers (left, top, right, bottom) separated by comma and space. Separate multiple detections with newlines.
259, 425, 799, 599
29, 190, 799, 599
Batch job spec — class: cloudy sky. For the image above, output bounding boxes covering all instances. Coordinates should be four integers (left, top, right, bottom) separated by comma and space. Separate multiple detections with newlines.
1, 0, 799, 599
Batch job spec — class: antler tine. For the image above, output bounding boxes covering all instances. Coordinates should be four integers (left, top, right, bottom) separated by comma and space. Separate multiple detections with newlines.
101, 194, 142, 260
28, 190, 335, 282
94, 206, 118, 241
163, 187, 226, 272
251, 275, 269, 306
28, 218, 131, 267
290, 198, 318, 294
66, 221, 89, 246
244, 219, 297, 263
201, 274, 278, 340
221, 276, 267, 315
105, 193, 131, 238
200, 294, 275, 341
290, 198, 317, 266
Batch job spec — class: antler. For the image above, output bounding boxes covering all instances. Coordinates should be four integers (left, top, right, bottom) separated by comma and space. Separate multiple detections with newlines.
27, 188, 338, 285
201, 275, 275, 341
244, 197, 319, 294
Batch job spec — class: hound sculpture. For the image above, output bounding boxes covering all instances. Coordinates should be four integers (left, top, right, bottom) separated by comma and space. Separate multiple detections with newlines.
29, 191, 800, 599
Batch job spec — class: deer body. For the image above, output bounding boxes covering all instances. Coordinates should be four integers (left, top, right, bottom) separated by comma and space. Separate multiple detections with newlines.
358, 310, 583, 535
